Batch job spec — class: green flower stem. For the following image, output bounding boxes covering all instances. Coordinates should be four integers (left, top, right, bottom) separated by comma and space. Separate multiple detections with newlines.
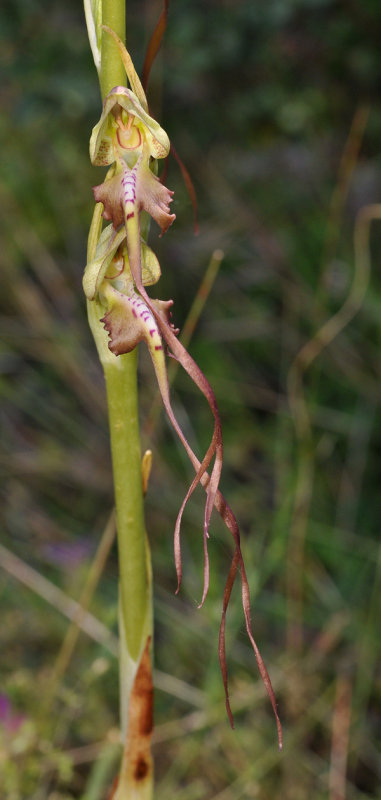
100, 0, 126, 98
103, 351, 148, 661
87, 295, 152, 731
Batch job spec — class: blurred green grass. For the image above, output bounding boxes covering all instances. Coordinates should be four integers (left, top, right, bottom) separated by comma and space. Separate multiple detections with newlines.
1, 0, 381, 797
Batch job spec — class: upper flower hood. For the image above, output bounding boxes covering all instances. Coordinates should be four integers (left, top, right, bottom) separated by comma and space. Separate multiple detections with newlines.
90, 86, 170, 166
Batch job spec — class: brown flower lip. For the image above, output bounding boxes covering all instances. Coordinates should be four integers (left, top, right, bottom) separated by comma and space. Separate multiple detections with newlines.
92, 157, 175, 235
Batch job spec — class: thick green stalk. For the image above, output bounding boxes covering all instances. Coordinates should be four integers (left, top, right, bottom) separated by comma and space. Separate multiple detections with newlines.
87, 295, 151, 720
104, 351, 147, 661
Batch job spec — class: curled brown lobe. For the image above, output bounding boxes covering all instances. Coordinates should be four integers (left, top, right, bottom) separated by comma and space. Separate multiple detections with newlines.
156, 318, 282, 745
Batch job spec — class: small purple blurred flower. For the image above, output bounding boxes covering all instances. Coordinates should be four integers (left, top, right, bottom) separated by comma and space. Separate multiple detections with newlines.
0, 694, 25, 733
42, 539, 93, 568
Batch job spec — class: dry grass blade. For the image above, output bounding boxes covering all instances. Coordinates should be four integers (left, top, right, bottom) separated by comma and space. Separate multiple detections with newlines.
174, 249, 224, 356
288, 203, 378, 441
329, 676, 352, 800
320, 105, 370, 283
286, 205, 378, 654
0, 542, 118, 654
45, 510, 116, 707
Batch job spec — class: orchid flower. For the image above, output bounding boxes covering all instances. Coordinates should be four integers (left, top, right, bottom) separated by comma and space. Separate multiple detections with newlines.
84, 28, 282, 747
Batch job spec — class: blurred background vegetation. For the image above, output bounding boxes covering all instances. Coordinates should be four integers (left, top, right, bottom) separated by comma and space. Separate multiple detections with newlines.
1, 0, 381, 797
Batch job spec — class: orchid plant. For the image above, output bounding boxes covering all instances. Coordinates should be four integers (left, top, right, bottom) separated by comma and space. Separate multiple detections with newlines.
84, 5, 281, 797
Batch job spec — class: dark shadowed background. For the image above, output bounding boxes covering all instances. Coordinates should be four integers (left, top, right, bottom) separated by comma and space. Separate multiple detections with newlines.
1, 0, 381, 797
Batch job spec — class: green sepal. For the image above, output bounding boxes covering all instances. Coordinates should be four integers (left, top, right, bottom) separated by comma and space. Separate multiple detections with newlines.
83, 224, 161, 301
83, 225, 126, 301
141, 240, 161, 286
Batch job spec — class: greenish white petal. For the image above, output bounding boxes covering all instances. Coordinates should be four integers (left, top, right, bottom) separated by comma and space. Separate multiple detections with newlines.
141, 241, 161, 286
83, 225, 161, 300
83, 226, 125, 300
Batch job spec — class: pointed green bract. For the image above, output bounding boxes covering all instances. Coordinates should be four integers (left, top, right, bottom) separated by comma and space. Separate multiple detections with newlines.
102, 24, 148, 110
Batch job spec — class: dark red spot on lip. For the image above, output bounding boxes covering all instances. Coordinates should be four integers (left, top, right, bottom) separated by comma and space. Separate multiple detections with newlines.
126, 212, 135, 220
134, 756, 149, 781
